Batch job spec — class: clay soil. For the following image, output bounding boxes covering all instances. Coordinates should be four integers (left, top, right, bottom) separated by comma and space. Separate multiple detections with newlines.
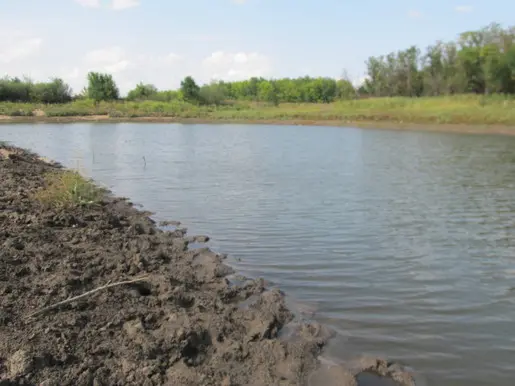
0, 146, 417, 385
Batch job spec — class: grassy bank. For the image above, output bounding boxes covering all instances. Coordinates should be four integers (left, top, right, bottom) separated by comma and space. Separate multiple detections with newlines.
1, 94, 515, 126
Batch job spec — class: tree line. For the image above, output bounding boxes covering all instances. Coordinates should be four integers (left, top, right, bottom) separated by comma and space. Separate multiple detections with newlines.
0, 22, 514, 105
0, 73, 356, 105
0, 77, 73, 104
361, 23, 515, 97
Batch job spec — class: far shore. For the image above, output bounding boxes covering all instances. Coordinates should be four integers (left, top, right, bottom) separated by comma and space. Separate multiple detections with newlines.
1, 113, 515, 136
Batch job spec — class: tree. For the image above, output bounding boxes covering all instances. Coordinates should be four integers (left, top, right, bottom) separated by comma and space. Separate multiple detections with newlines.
258, 81, 279, 105
199, 82, 226, 105
180, 76, 200, 103
0, 76, 32, 102
336, 79, 356, 99
127, 83, 158, 101
86, 72, 119, 102
32, 78, 73, 103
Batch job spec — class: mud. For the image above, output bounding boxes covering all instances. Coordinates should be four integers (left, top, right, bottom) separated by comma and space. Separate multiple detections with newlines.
0, 145, 417, 385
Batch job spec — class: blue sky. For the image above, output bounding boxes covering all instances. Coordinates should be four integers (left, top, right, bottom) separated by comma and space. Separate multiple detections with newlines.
0, 0, 513, 94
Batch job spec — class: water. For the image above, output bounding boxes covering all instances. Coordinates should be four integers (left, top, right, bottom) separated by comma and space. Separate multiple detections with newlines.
2, 122, 515, 385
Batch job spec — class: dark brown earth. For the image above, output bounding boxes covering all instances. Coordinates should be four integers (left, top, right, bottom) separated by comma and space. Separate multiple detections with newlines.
0, 145, 417, 385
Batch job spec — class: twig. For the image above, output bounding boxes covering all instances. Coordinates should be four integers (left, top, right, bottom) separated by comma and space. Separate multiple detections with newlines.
27, 276, 149, 318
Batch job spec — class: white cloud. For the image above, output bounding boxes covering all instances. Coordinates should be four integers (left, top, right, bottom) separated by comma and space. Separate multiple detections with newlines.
407, 10, 422, 19
74, 0, 100, 8
104, 60, 130, 73
0, 35, 42, 64
85, 46, 125, 65
232, 0, 249, 4
67, 67, 80, 79
111, 0, 140, 10
166, 53, 182, 61
454, 5, 473, 13
202, 51, 272, 81
84, 47, 133, 76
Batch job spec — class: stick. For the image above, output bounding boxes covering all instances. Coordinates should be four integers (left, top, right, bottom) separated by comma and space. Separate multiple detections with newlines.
27, 276, 149, 318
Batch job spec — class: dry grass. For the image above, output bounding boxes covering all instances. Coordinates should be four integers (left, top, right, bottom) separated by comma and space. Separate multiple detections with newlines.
33, 170, 105, 208
2, 94, 515, 125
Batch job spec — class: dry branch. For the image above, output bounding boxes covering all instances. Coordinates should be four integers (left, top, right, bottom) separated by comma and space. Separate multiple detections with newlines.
27, 276, 149, 318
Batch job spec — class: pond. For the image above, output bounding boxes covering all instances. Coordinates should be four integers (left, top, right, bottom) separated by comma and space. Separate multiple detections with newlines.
2, 122, 515, 385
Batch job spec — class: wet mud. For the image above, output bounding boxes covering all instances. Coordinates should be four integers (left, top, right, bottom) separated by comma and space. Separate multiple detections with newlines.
0, 145, 417, 385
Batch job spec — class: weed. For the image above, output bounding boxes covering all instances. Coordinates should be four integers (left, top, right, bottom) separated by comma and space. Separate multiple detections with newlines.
34, 170, 105, 208
2, 94, 515, 125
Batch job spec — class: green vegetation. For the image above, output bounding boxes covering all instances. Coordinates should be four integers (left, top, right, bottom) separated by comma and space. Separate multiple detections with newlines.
0, 77, 72, 104
33, 170, 105, 208
361, 23, 515, 97
2, 94, 515, 125
180, 76, 201, 104
1, 23, 515, 126
86, 72, 119, 102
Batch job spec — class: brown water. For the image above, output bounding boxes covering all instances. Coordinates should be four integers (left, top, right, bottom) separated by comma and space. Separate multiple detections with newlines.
2, 122, 515, 385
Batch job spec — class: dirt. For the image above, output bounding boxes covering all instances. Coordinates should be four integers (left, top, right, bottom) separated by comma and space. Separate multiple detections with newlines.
0, 145, 417, 385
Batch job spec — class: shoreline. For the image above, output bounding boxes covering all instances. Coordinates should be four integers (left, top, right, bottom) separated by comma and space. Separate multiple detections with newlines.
1, 114, 515, 136
0, 145, 417, 385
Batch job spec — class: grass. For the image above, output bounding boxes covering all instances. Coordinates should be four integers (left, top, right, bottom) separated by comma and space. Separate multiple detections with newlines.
2, 94, 515, 125
33, 170, 105, 208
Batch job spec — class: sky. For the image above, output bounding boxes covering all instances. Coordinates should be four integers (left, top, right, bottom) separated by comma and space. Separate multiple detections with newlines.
0, 0, 514, 95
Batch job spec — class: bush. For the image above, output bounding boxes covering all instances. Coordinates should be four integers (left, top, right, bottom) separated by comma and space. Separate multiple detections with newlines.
0, 77, 72, 103
33, 170, 105, 208
32, 78, 73, 104
87, 72, 119, 102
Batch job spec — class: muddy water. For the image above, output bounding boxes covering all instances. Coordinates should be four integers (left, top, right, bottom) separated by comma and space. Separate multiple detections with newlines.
2, 122, 515, 385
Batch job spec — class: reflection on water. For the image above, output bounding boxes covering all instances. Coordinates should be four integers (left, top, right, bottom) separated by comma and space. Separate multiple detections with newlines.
2, 122, 515, 385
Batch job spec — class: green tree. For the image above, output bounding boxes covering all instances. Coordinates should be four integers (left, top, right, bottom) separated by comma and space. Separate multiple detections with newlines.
336, 79, 356, 99
0, 77, 32, 102
86, 72, 119, 102
258, 81, 279, 105
32, 78, 73, 103
199, 81, 226, 105
126, 83, 158, 101
180, 76, 200, 103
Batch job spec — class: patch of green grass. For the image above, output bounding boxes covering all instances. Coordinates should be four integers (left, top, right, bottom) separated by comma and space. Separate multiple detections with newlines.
3, 94, 515, 125
33, 170, 105, 208
0, 102, 35, 116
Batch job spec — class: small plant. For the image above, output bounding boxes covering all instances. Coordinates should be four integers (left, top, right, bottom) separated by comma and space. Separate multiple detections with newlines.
34, 170, 104, 208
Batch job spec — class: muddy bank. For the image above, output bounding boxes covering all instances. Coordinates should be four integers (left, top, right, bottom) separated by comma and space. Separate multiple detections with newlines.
0, 145, 417, 385
1, 114, 515, 136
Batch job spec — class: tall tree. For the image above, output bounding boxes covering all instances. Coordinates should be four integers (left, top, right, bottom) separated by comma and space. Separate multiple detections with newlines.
180, 76, 201, 103
87, 72, 119, 102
